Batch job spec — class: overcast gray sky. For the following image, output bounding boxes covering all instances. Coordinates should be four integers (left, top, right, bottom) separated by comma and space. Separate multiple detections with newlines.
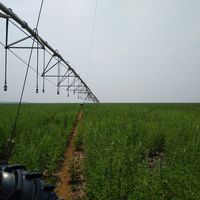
0, 0, 200, 103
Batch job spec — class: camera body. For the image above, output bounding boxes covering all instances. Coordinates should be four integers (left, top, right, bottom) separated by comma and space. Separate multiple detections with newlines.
0, 162, 60, 200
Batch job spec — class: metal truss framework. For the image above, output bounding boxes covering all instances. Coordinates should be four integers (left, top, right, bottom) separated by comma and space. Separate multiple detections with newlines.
0, 2, 99, 103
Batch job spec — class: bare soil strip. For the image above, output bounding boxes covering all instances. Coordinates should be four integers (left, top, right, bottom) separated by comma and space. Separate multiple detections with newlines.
55, 107, 85, 200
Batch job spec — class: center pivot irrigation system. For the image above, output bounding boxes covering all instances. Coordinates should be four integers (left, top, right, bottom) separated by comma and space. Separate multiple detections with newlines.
0, 2, 99, 103
0, 1, 99, 199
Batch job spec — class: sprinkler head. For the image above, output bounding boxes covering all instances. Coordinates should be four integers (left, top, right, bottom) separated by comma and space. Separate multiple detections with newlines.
3, 85, 7, 91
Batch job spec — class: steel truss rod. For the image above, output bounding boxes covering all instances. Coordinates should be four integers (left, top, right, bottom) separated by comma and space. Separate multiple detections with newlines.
8, 46, 44, 49
43, 75, 76, 78
59, 84, 81, 88
0, 2, 99, 103
42, 54, 54, 76
58, 70, 73, 86
7, 35, 32, 48
43, 60, 60, 76
64, 77, 79, 90
84, 93, 90, 103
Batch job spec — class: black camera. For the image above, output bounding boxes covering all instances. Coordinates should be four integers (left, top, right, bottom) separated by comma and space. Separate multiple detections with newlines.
0, 162, 60, 200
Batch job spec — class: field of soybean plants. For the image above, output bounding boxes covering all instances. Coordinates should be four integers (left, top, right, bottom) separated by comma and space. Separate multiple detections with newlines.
0, 103, 200, 199
78, 104, 200, 200
0, 103, 79, 182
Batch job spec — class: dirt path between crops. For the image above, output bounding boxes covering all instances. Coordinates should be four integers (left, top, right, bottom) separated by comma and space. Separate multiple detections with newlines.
55, 106, 85, 200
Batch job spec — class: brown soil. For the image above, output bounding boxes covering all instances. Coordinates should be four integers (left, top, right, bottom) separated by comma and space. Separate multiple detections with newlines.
148, 149, 165, 170
54, 107, 85, 200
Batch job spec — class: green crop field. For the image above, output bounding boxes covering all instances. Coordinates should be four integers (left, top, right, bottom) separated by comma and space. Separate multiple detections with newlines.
0, 103, 79, 182
79, 104, 200, 200
0, 103, 200, 199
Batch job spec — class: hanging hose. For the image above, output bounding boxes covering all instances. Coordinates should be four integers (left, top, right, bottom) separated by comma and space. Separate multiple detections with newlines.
4, 18, 9, 92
